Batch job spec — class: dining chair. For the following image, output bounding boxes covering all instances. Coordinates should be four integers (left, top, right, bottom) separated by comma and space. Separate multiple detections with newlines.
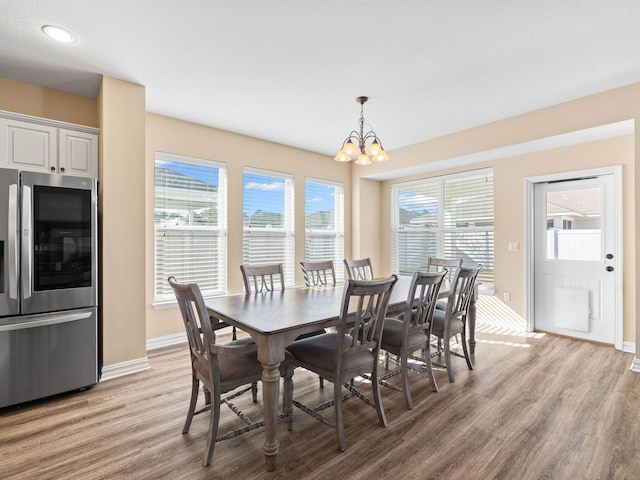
300, 260, 336, 287
343, 257, 374, 280
379, 270, 446, 409
168, 276, 294, 466
285, 275, 398, 451
430, 264, 482, 383
242, 262, 325, 385
240, 263, 285, 293
426, 257, 463, 308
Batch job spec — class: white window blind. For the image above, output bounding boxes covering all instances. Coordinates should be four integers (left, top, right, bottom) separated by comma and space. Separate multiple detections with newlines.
154, 153, 227, 302
391, 169, 494, 287
243, 168, 295, 288
305, 178, 345, 282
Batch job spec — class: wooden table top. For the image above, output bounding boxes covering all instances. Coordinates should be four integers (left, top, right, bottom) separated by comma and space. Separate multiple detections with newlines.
206, 274, 417, 336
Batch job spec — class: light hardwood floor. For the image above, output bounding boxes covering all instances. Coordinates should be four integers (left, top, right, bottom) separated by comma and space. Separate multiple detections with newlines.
2, 325, 640, 480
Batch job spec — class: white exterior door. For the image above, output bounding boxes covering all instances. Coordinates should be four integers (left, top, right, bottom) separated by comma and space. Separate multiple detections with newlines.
533, 174, 617, 344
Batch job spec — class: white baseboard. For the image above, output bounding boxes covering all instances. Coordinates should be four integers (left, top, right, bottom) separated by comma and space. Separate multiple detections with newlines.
630, 356, 640, 373
100, 357, 150, 381
146, 332, 187, 350
623, 341, 636, 354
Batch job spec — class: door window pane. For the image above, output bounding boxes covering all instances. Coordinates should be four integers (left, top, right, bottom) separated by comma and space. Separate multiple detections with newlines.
546, 187, 601, 261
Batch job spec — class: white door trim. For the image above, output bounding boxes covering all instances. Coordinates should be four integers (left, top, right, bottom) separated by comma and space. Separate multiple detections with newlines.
525, 165, 623, 350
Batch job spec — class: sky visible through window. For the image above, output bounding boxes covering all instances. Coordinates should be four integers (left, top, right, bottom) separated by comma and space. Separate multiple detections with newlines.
159, 161, 335, 217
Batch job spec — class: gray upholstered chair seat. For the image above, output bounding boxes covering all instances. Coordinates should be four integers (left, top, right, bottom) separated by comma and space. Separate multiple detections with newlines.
286, 333, 374, 373
431, 308, 464, 337
381, 317, 428, 350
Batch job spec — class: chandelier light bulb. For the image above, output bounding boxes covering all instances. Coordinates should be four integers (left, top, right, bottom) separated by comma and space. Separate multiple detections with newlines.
357, 155, 372, 165
343, 141, 357, 156
335, 96, 389, 165
373, 150, 390, 162
366, 140, 381, 157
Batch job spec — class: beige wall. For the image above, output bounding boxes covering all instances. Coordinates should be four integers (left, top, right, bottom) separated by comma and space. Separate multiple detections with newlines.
0, 76, 98, 127
98, 77, 147, 365
357, 83, 640, 346
145, 113, 351, 339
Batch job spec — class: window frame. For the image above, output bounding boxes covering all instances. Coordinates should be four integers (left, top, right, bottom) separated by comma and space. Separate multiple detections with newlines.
242, 167, 295, 288
153, 151, 227, 306
391, 168, 494, 291
304, 177, 345, 283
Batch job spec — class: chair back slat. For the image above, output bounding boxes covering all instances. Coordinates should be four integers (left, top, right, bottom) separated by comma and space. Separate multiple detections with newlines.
168, 276, 216, 366
426, 257, 463, 289
337, 276, 397, 360
450, 265, 482, 318
343, 258, 374, 280
404, 270, 447, 336
300, 260, 336, 287
240, 263, 285, 293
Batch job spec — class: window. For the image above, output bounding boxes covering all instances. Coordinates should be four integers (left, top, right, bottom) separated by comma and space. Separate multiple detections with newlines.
243, 168, 295, 287
154, 152, 227, 302
391, 169, 494, 288
305, 179, 345, 282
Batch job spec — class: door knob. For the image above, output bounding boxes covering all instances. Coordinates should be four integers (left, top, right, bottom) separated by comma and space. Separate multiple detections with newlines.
606, 266, 614, 272
606, 253, 614, 259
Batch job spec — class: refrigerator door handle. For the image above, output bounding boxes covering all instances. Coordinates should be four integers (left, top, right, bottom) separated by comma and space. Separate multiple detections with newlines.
8, 184, 18, 299
0, 310, 92, 332
21, 185, 32, 299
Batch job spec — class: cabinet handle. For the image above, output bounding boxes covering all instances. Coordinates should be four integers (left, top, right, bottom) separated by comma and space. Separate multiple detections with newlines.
60, 167, 66, 173
50, 166, 56, 172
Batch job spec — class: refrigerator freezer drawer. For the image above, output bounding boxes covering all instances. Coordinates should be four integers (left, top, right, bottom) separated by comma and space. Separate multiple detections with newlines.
0, 307, 98, 408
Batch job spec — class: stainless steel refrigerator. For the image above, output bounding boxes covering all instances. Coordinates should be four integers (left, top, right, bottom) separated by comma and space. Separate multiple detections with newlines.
0, 169, 98, 408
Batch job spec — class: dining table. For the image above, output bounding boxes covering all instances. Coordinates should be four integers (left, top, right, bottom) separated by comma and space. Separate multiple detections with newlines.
205, 274, 479, 471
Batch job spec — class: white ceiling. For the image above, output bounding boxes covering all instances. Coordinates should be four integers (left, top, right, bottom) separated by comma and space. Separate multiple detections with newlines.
1, 1, 640, 158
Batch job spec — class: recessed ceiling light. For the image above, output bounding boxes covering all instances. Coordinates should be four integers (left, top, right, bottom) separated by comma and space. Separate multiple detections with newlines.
42, 25, 76, 43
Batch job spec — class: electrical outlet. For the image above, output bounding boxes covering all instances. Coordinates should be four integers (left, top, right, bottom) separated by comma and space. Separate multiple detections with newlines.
508, 242, 519, 251
504, 292, 511, 302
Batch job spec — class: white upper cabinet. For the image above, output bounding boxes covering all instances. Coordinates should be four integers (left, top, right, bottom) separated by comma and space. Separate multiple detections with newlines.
58, 128, 99, 178
0, 118, 57, 172
0, 113, 99, 179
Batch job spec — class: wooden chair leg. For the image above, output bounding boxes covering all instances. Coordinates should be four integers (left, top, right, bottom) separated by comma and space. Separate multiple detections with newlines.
183, 375, 199, 433
203, 394, 221, 466
334, 382, 346, 452
371, 364, 388, 427
461, 329, 473, 371
444, 336, 455, 383
251, 382, 258, 402
400, 350, 413, 410
423, 342, 439, 393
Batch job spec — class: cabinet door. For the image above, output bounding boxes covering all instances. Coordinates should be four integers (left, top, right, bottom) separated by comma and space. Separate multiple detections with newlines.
58, 129, 98, 178
0, 118, 57, 172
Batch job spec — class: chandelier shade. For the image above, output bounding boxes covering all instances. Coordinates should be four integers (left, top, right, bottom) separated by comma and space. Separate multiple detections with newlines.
335, 96, 389, 165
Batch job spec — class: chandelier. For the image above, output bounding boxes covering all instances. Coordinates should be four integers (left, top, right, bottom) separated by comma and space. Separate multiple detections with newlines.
334, 96, 389, 165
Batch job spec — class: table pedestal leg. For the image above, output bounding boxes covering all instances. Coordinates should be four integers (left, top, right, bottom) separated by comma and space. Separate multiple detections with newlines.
261, 363, 281, 472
